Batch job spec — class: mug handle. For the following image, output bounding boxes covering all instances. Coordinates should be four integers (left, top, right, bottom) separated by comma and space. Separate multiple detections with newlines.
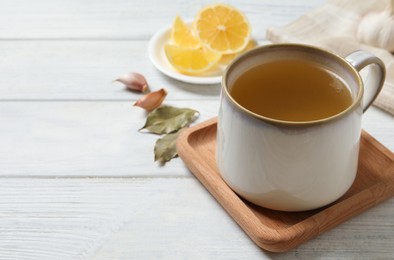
345, 50, 386, 112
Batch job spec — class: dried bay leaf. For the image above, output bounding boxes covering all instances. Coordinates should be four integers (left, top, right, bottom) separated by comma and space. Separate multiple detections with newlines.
140, 105, 199, 134
154, 130, 183, 164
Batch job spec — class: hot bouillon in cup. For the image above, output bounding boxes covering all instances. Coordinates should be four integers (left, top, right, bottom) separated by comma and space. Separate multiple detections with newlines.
217, 44, 385, 211
230, 59, 353, 121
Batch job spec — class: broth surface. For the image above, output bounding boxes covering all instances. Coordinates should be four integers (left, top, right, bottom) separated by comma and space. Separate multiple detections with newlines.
230, 59, 353, 121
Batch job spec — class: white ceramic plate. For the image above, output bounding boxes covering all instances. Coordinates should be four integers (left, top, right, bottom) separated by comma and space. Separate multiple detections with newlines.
148, 22, 223, 85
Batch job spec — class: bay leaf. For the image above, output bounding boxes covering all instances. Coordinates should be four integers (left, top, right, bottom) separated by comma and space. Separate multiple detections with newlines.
140, 105, 199, 134
154, 130, 183, 164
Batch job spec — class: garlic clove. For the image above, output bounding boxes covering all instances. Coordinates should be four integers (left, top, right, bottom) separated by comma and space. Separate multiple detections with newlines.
134, 88, 168, 111
114, 72, 149, 92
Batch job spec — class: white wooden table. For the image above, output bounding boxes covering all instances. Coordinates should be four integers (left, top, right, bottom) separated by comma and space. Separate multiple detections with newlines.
1, 0, 393, 259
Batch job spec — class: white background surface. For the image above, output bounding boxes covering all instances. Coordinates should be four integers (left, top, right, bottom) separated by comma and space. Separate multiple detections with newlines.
0, 0, 393, 259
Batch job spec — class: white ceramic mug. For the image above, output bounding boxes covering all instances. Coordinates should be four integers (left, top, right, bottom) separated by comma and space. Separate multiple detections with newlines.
217, 44, 385, 211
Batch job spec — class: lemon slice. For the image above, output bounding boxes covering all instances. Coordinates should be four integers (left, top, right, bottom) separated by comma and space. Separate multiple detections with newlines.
194, 4, 251, 54
219, 39, 257, 65
171, 16, 201, 48
164, 43, 221, 75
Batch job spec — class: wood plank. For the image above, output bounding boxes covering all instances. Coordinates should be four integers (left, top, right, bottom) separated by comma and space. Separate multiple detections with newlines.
0, 0, 324, 40
0, 101, 219, 177
0, 41, 221, 100
0, 178, 392, 259
363, 107, 394, 143
1, 40, 393, 106
0, 101, 392, 178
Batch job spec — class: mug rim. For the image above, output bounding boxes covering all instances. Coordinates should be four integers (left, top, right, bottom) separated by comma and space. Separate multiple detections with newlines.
221, 43, 364, 126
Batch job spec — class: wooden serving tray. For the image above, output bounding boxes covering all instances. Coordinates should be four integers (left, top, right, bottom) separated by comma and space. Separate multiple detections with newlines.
177, 117, 394, 252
